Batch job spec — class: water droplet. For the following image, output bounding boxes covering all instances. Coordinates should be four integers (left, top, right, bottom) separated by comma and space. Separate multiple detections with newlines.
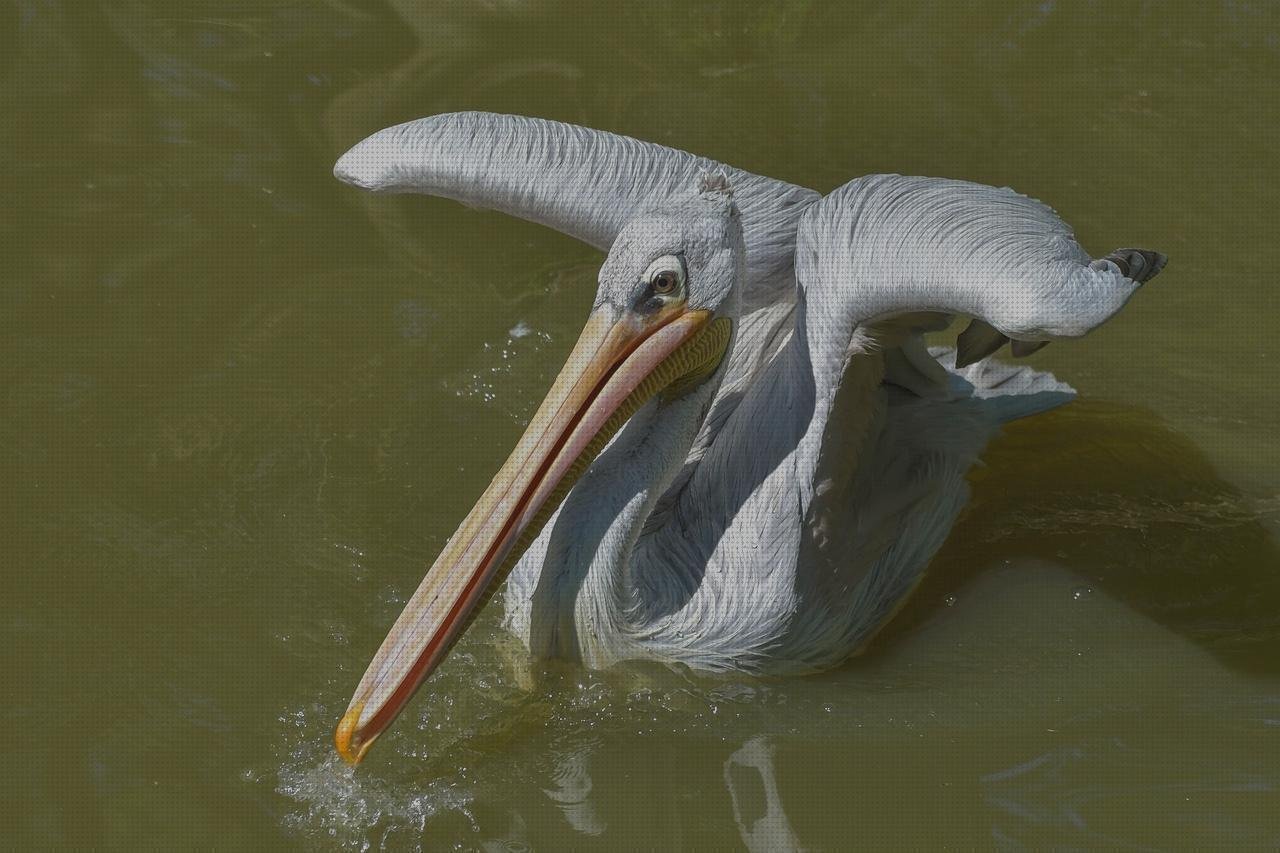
944, 594, 957, 607
1071, 586, 1094, 600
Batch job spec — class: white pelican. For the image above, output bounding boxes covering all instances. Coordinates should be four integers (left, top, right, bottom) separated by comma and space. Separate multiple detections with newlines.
331, 112, 1165, 763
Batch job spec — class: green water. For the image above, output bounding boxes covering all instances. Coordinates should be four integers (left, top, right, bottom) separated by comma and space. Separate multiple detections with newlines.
4, 1, 1280, 849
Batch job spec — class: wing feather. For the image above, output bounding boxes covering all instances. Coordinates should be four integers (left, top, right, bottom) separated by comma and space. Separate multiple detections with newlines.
335, 112, 818, 296
794, 174, 1161, 341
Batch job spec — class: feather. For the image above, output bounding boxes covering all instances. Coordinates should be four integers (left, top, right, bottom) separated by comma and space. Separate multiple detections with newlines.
336, 118, 1164, 677
334, 112, 817, 306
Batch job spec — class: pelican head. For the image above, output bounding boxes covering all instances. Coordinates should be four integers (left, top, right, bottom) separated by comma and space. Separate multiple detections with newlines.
335, 179, 741, 764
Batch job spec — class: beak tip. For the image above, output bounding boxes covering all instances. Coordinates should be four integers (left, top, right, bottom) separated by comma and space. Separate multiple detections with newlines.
335, 702, 373, 766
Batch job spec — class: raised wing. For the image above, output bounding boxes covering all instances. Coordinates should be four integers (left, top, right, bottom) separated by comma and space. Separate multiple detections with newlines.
782, 175, 1165, 669
335, 112, 818, 291
794, 174, 1166, 360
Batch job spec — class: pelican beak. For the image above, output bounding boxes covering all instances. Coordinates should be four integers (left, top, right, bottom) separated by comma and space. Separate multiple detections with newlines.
336, 303, 714, 764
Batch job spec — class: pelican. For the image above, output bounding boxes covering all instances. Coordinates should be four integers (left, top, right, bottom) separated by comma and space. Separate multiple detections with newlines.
331, 112, 1165, 763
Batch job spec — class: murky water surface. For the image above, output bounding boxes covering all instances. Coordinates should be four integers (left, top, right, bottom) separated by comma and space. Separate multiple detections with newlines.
5, 2, 1280, 848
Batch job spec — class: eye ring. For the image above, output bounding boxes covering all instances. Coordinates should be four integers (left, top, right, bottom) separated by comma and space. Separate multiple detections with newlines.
652, 270, 679, 294
641, 254, 686, 301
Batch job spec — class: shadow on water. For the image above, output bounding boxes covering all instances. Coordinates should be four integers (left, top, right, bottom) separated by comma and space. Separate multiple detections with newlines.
885, 399, 1280, 675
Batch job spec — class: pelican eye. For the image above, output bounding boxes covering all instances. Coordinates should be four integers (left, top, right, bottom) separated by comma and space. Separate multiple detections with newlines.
652, 270, 679, 294
640, 254, 686, 304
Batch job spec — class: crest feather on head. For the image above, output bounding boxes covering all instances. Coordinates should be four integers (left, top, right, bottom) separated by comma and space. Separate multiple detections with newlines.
697, 168, 733, 198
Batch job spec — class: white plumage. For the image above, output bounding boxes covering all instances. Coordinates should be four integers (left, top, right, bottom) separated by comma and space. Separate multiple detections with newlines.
334, 111, 1164, 704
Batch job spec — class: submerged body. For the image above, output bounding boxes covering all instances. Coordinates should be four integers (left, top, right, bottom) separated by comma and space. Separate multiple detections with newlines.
330, 112, 1165, 762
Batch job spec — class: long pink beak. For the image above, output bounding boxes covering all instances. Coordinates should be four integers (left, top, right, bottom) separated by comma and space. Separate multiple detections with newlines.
336, 304, 710, 764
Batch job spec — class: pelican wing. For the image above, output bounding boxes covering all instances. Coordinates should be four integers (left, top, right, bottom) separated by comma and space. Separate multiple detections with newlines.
794, 174, 1165, 345
791, 175, 1166, 552
335, 112, 818, 288
776, 175, 1166, 668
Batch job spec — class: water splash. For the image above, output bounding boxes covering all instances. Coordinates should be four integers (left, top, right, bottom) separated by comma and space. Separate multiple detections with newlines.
272, 700, 477, 850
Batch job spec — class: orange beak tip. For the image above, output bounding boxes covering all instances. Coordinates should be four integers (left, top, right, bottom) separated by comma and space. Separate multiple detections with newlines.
335, 702, 373, 766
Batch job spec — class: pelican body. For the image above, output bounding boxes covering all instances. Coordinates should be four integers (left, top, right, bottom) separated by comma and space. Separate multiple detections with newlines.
331, 112, 1165, 763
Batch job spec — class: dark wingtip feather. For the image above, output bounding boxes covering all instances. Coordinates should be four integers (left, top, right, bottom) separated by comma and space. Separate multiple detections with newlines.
1098, 248, 1168, 284
955, 318, 1009, 368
